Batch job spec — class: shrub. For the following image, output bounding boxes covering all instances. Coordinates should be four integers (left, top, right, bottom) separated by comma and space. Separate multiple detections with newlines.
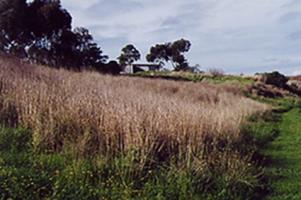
0, 126, 31, 153
101, 60, 123, 75
208, 68, 225, 77
261, 71, 288, 88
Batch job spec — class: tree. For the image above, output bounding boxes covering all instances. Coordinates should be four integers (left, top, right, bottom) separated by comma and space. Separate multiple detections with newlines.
146, 39, 191, 71
73, 27, 108, 68
261, 71, 288, 88
117, 44, 140, 67
103, 60, 122, 75
27, 0, 72, 37
0, 0, 29, 56
0, 0, 108, 71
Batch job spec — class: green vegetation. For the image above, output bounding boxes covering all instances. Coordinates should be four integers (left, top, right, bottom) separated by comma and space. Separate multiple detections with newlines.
0, 78, 300, 199
131, 71, 254, 85
259, 72, 289, 89
264, 107, 301, 199
203, 75, 254, 85
0, 0, 109, 70
245, 98, 301, 199
118, 44, 141, 67
0, 125, 264, 200
146, 39, 191, 71
0, 1, 300, 199
0, 57, 270, 199
0, 55, 300, 199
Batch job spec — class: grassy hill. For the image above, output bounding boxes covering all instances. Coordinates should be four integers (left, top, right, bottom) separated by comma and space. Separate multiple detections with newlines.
128, 70, 255, 86
0, 57, 300, 199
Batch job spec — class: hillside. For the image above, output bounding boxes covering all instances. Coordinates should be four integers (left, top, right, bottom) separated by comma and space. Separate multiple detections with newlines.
0, 57, 272, 199
0, 57, 300, 199
0, 57, 268, 159
291, 75, 301, 81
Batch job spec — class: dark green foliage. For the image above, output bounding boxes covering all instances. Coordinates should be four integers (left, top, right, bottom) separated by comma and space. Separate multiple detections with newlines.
243, 98, 301, 199
103, 60, 122, 75
26, 0, 72, 37
264, 107, 301, 199
0, 0, 29, 56
131, 70, 254, 86
146, 39, 191, 71
296, 99, 301, 109
245, 111, 280, 149
0, 126, 31, 153
0, 124, 266, 200
44, 27, 108, 70
261, 71, 288, 88
0, 0, 108, 70
117, 44, 141, 67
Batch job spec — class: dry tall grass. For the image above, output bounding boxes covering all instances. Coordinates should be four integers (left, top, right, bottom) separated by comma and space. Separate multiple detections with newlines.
0, 57, 268, 170
291, 75, 301, 81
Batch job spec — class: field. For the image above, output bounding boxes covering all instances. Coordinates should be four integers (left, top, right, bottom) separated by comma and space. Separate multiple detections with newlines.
265, 107, 301, 199
245, 98, 301, 200
128, 70, 255, 86
0, 56, 296, 199
1, 0, 301, 199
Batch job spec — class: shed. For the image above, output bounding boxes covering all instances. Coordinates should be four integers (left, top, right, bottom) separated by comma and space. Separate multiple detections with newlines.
124, 63, 161, 74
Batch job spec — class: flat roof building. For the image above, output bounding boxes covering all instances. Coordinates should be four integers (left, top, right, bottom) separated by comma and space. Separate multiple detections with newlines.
124, 63, 161, 74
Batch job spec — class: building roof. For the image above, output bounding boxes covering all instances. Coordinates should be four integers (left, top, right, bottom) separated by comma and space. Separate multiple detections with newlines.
132, 63, 160, 67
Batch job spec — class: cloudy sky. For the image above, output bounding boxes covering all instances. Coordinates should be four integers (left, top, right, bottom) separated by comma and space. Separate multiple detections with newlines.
61, 0, 301, 75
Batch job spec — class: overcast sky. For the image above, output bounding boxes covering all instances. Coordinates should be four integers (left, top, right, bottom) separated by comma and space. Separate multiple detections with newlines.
61, 0, 301, 75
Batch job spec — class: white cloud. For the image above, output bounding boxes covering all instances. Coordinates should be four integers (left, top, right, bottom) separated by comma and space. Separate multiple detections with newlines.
292, 69, 301, 76
62, 0, 99, 10
61, 0, 301, 74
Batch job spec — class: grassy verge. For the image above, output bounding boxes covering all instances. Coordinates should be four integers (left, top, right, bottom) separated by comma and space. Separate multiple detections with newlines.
127, 71, 254, 85
0, 100, 291, 200
264, 106, 301, 199
0, 98, 299, 199
0, 124, 267, 200
245, 98, 301, 199
0, 58, 269, 199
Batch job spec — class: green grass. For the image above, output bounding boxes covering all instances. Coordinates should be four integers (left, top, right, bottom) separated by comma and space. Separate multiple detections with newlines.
202, 75, 254, 85
238, 97, 301, 200
128, 71, 254, 86
1, 96, 299, 199
264, 107, 301, 200
247, 97, 301, 199
0, 125, 262, 200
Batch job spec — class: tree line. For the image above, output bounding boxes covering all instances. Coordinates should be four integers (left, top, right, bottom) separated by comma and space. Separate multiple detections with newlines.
0, 0, 192, 73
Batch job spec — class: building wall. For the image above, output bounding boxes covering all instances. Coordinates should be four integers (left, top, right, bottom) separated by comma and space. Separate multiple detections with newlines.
123, 64, 160, 74
124, 65, 134, 74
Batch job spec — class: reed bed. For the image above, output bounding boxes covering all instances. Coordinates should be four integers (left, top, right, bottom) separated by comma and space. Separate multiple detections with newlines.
0, 57, 268, 170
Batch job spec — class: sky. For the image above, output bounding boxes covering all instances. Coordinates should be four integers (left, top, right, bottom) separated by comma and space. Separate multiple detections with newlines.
61, 0, 301, 75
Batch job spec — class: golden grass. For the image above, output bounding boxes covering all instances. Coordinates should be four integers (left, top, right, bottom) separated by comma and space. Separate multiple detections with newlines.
291, 75, 301, 81
0, 57, 268, 169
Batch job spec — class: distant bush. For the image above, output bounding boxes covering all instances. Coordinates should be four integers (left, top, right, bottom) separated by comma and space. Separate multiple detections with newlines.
0, 0, 108, 71
0, 126, 31, 153
295, 99, 301, 109
102, 60, 122, 75
208, 68, 225, 77
261, 71, 288, 88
